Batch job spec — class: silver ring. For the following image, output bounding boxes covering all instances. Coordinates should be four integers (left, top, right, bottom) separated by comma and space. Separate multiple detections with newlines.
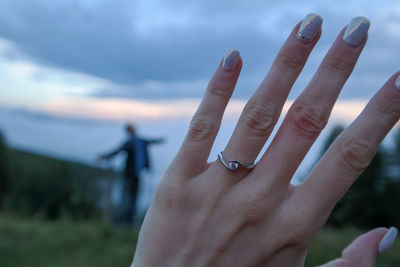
217, 152, 256, 172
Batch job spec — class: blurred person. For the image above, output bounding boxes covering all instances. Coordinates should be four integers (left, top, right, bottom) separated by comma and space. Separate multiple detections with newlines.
99, 124, 164, 225
131, 14, 399, 266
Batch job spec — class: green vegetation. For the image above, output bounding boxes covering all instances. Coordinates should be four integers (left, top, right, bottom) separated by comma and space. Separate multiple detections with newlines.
0, 128, 399, 266
0, 216, 138, 267
0, 216, 398, 267
0, 139, 117, 220
305, 227, 400, 266
0, 132, 10, 208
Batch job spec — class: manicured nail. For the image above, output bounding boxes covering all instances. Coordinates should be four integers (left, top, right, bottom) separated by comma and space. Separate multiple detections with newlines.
378, 227, 398, 253
223, 49, 240, 71
343, 16, 370, 46
395, 75, 400, 90
297, 13, 323, 43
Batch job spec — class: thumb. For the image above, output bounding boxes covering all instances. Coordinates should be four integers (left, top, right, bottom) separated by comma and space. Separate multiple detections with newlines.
319, 227, 398, 267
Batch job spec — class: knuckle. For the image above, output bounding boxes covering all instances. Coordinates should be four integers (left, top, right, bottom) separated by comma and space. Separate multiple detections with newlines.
277, 52, 304, 71
154, 180, 187, 210
187, 115, 216, 141
235, 195, 267, 225
242, 101, 276, 137
337, 138, 374, 173
289, 103, 328, 138
325, 56, 354, 74
207, 80, 232, 98
280, 212, 323, 249
279, 221, 311, 248
240, 202, 264, 224
373, 97, 400, 121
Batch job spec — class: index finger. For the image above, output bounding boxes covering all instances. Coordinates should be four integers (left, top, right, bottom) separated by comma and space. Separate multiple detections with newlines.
173, 50, 242, 177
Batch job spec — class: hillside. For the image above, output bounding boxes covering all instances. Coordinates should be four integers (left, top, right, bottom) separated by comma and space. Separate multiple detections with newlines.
2, 147, 120, 220
8, 148, 117, 180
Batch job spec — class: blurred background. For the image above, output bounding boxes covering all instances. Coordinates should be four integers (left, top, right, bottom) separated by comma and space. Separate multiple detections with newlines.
0, 0, 399, 266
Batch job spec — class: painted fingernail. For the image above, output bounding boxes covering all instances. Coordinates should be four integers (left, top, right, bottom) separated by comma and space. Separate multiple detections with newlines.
343, 16, 370, 46
378, 227, 398, 253
297, 13, 323, 43
395, 75, 400, 90
223, 49, 240, 71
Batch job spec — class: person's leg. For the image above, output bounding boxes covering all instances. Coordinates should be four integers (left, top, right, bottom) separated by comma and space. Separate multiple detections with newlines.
127, 176, 139, 223
116, 174, 139, 225
114, 176, 131, 225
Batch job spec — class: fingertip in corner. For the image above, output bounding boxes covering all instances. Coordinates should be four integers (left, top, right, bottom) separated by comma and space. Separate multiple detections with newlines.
378, 227, 398, 254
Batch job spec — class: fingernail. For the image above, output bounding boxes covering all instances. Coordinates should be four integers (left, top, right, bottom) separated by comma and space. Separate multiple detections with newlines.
378, 227, 398, 253
343, 16, 370, 46
223, 49, 240, 71
297, 13, 323, 43
395, 75, 400, 90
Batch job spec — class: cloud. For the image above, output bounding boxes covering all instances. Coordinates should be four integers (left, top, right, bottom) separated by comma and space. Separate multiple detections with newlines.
0, 38, 111, 107
0, 1, 277, 94
0, 0, 399, 101
37, 96, 369, 125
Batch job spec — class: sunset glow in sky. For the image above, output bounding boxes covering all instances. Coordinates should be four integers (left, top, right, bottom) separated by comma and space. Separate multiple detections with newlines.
0, 0, 399, 121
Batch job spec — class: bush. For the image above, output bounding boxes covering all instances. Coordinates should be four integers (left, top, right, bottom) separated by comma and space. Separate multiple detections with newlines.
6, 149, 102, 220
0, 131, 9, 208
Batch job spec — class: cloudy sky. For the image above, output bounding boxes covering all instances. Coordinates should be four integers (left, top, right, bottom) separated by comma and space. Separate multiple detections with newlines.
0, 0, 399, 116
0, 0, 399, 179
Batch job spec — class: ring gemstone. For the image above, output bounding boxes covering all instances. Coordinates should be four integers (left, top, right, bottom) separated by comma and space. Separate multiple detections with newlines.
229, 161, 239, 171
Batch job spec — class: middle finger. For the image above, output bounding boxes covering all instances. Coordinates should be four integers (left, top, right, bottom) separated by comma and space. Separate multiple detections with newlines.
253, 17, 370, 189
220, 14, 323, 173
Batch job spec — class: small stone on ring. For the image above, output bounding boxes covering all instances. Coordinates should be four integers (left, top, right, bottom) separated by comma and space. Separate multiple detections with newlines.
217, 152, 256, 172
229, 161, 239, 171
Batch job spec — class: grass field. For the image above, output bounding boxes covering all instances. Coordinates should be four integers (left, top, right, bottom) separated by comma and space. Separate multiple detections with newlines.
0, 216, 398, 267
306, 227, 400, 266
0, 216, 138, 267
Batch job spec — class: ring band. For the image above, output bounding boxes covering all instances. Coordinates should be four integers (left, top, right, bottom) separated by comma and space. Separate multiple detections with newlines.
217, 152, 256, 172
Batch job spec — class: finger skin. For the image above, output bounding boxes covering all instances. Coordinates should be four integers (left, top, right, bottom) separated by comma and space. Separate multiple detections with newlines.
222, 20, 321, 166
297, 72, 400, 215
173, 57, 242, 176
254, 27, 367, 189
319, 228, 388, 267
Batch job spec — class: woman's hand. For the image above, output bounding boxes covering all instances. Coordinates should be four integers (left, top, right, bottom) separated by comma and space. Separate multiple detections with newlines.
132, 14, 399, 267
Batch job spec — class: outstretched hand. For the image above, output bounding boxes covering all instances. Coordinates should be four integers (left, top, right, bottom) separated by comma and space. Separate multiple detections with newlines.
132, 14, 399, 267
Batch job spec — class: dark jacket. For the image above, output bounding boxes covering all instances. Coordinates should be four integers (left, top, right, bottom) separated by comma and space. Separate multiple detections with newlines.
102, 136, 163, 179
